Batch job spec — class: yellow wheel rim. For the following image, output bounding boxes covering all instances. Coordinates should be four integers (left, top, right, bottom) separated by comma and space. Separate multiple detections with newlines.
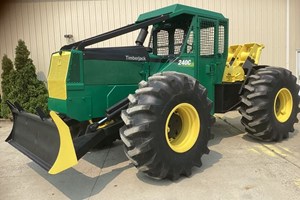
165, 103, 200, 153
274, 88, 293, 123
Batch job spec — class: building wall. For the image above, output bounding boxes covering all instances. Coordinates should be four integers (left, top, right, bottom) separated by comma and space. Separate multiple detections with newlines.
289, 0, 300, 74
0, 0, 299, 92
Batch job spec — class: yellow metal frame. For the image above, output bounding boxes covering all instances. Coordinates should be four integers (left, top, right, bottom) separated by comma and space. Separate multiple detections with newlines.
223, 43, 264, 83
226, 44, 242, 64
165, 103, 200, 153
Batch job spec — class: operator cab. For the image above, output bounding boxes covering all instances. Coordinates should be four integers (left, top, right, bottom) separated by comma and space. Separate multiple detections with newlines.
148, 14, 194, 57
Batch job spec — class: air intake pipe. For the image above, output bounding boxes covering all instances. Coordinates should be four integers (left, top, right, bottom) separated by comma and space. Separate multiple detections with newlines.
135, 27, 148, 46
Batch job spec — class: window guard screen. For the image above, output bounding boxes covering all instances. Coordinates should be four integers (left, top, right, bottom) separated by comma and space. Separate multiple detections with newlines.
200, 21, 215, 56
156, 30, 169, 56
218, 24, 225, 54
174, 28, 185, 54
186, 30, 194, 53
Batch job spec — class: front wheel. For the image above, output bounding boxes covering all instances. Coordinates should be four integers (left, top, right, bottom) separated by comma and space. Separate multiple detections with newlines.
120, 72, 212, 180
239, 67, 300, 141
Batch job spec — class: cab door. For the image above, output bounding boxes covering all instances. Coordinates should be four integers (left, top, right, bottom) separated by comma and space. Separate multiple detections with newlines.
197, 17, 227, 112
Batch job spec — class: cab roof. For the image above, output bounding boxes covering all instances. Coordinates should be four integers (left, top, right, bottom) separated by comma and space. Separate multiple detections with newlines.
136, 4, 226, 22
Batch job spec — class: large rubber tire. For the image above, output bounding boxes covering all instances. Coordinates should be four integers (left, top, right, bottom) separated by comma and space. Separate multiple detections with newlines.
120, 72, 212, 180
239, 67, 300, 141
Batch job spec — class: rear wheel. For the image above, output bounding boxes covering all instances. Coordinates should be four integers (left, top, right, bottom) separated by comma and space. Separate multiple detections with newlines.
239, 67, 300, 141
120, 72, 212, 180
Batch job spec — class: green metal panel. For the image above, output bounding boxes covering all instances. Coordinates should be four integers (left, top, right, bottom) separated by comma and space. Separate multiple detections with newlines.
64, 85, 138, 121
83, 60, 145, 85
156, 56, 196, 78
48, 98, 67, 114
67, 96, 92, 120
50, 84, 138, 121
137, 4, 225, 22
106, 85, 138, 108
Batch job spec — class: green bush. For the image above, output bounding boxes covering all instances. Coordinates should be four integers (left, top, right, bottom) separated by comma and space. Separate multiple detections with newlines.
1, 54, 14, 118
0, 94, 2, 118
1, 40, 48, 118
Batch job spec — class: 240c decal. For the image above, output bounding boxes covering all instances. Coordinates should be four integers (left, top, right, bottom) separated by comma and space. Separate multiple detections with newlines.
178, 59, 194, 67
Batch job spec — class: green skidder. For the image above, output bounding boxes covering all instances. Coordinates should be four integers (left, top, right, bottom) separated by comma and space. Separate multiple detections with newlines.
4, 4, 300, 180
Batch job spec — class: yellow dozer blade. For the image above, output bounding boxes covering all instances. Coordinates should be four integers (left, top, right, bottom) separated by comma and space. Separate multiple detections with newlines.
5, 101, 123, 174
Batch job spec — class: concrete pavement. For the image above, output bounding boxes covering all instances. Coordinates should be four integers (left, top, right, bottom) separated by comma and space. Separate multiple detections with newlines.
0, 111, 300, 200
